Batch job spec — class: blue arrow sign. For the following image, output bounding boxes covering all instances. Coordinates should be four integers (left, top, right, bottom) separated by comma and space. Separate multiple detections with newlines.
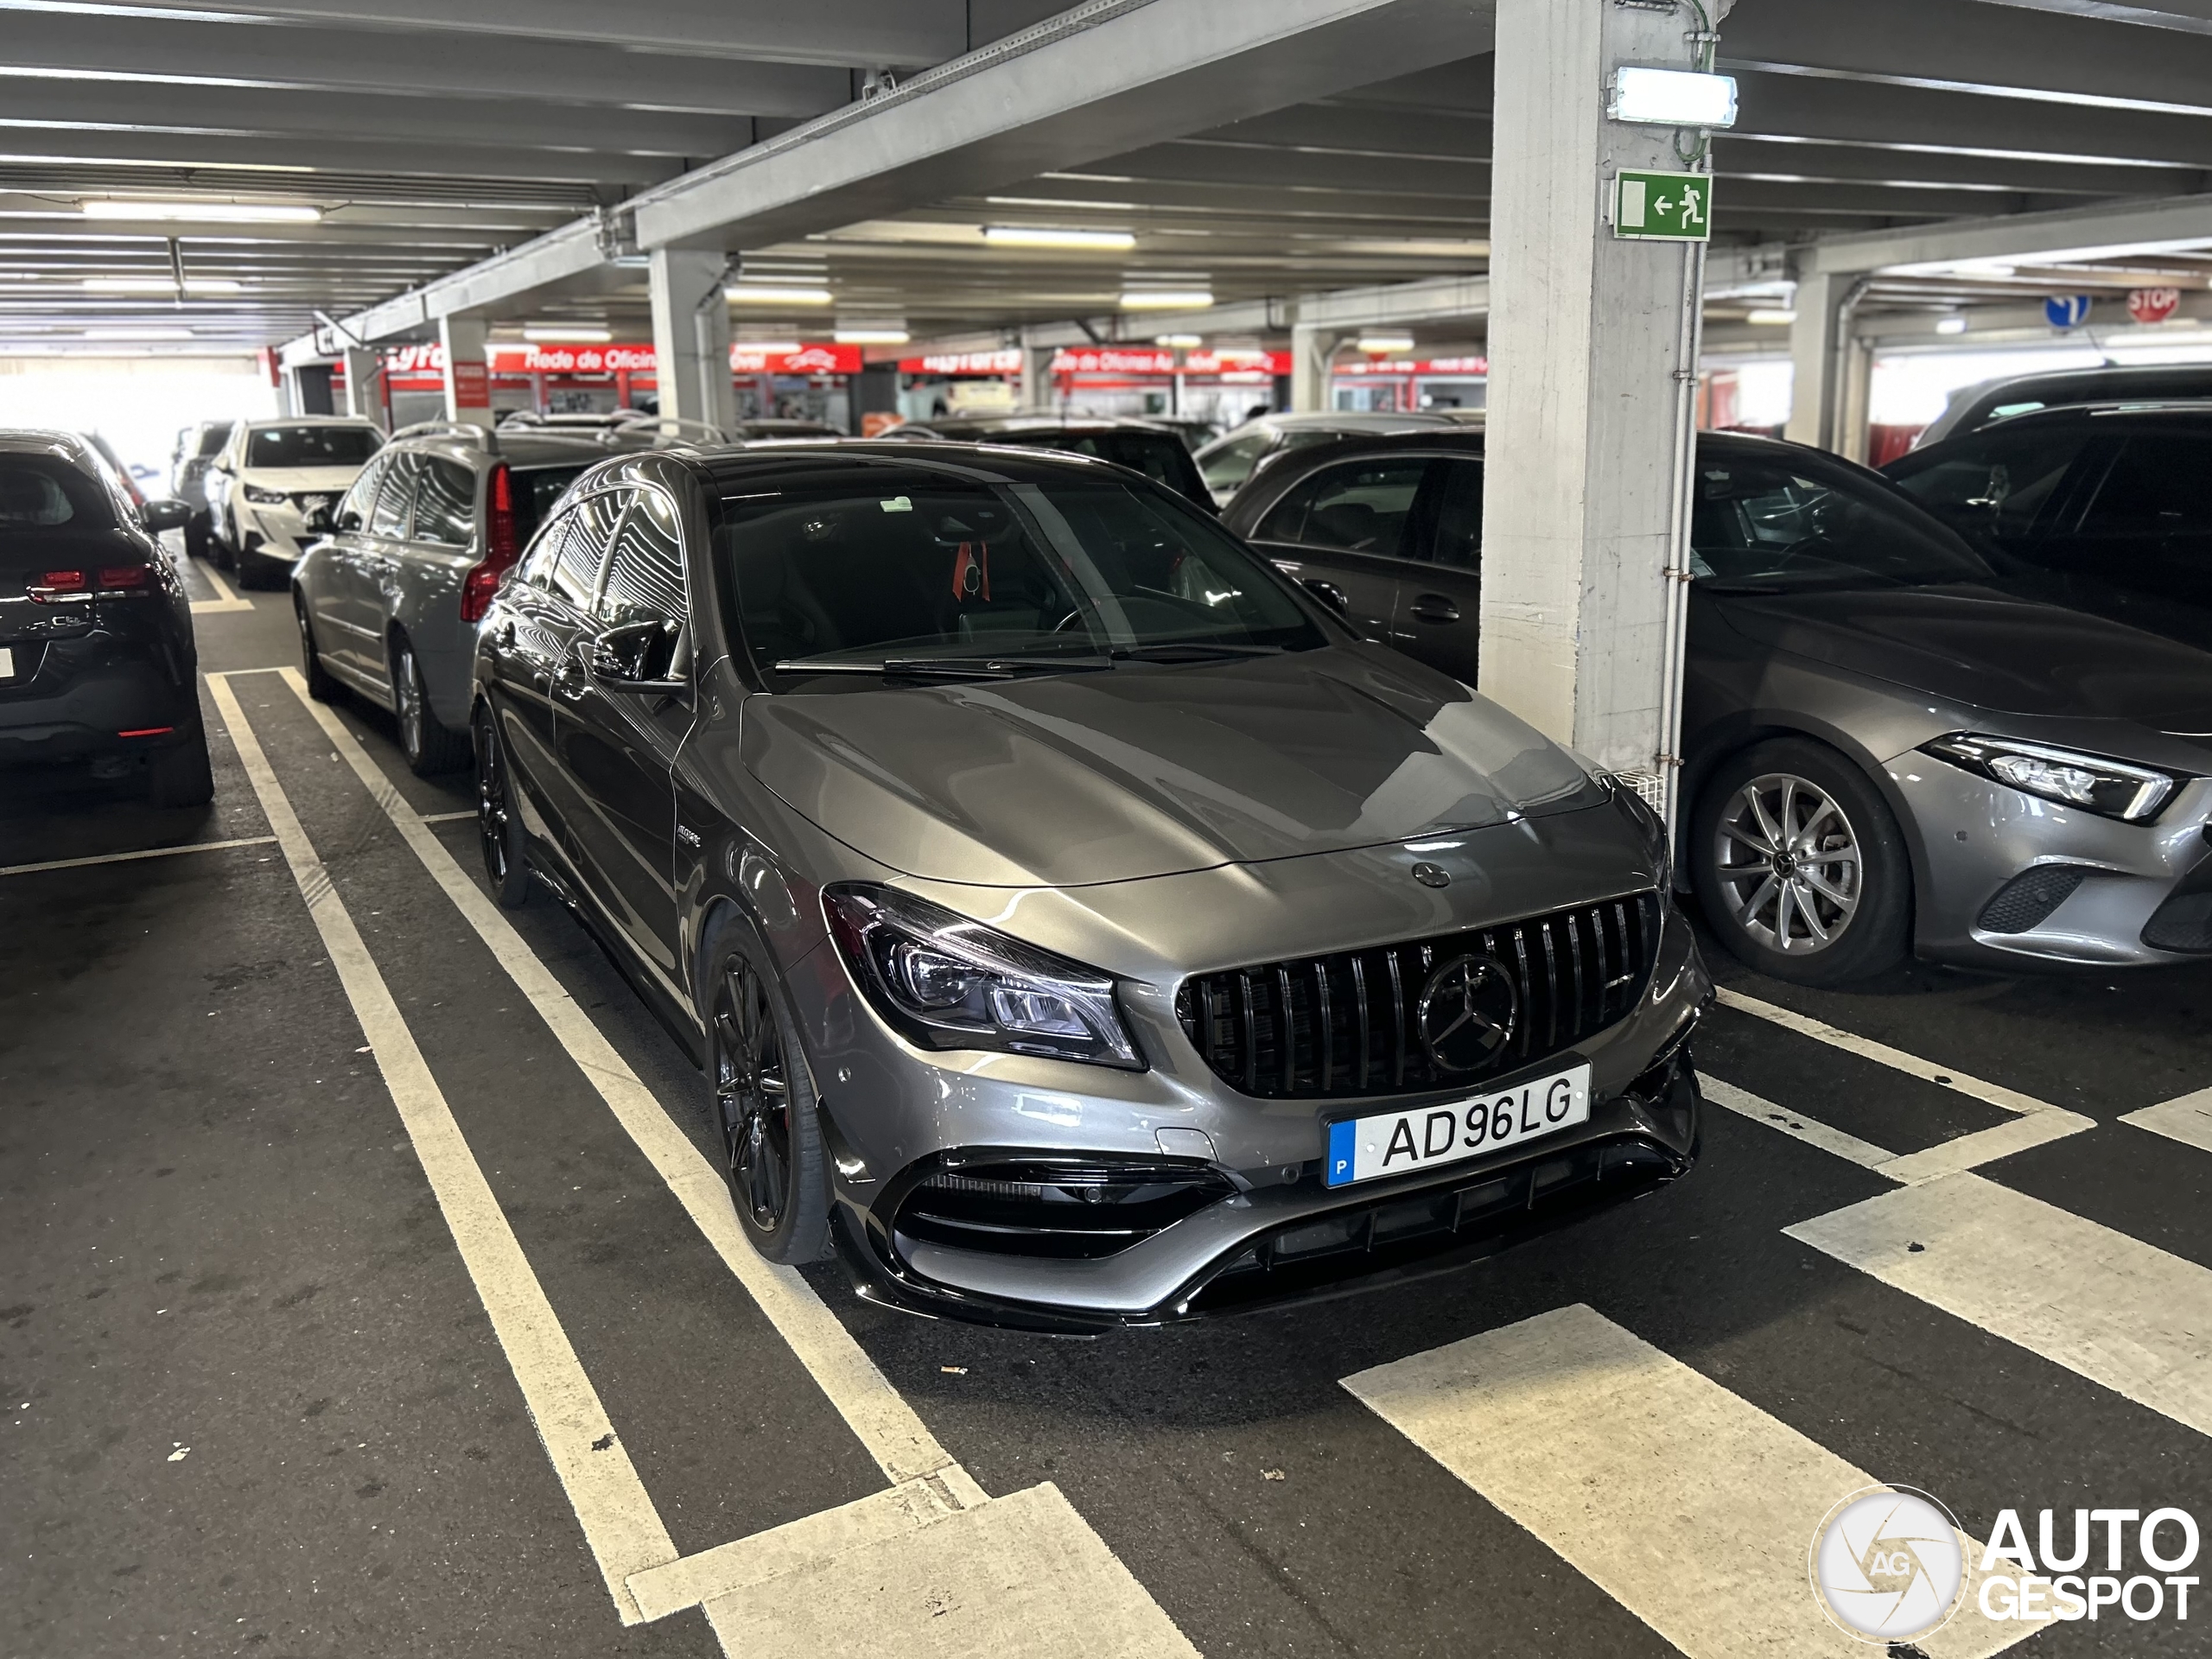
2044, 295, 2094, 329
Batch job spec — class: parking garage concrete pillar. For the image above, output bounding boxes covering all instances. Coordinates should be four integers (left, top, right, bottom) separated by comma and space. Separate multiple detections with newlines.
1785, 266, 1872, 454
1290, 323, 1341, 413
1019, 346, 1054, 411
439, 316, 493, 430
648, 249, 737, 433
340, 345, 382, 427
1478, 0, 1722, 810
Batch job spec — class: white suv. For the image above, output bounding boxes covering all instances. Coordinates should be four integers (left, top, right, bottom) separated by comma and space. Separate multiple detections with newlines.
207, 416, 385, 587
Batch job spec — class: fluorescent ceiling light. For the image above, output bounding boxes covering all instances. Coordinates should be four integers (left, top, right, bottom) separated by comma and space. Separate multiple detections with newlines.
1154, 334, 1204, 349
834, 327, 911, 345
1936, 315, 1969, 335
83, 276, 243, 294
726, 285, 833, 306
983, 226, 1135, 251
1609, 67, 1738, 129
82, 327, 194, 340
82, 200, 321, 223
732, 340, 801, 353
1120, 289, 1212, 310
523, 326, 612, 342
1356, 334, 1416, 354
986, 195, 1141, 213
1745, 308, 1796, 326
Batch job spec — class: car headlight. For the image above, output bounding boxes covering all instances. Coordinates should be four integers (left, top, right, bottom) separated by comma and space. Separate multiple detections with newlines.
823, 883, 1143, 1069
1922, 733, 2179, 823
242, 484, 289, 506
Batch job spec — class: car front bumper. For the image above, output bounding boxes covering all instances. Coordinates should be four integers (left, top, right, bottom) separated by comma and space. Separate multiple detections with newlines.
781, 831, 1712, 1329
1891, 759, 2212, 968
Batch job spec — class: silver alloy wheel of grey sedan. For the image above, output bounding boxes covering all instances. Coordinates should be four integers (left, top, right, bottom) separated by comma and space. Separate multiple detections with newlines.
1710, 772, 1864, 955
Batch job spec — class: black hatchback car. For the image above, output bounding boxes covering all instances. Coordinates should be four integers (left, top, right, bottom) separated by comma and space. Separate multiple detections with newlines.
893, 415, 1216, 510
1225, 428, 2212, 983
0, 430, 208, 805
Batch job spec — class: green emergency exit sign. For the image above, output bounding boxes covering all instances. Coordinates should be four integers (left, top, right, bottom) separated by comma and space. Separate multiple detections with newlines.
1613, 170, 1713, 240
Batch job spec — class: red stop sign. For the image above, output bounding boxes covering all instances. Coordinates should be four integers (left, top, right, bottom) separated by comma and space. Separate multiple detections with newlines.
2129, 286, 2182, 325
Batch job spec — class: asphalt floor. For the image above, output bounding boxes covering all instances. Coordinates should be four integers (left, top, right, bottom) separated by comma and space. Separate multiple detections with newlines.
5, 550, 2210, 1657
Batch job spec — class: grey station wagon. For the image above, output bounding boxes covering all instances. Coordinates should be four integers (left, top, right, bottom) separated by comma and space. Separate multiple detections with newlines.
466, 440, 1709, 1330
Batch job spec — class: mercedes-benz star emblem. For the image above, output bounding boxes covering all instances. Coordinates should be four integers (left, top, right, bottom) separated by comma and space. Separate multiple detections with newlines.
1416, 955, 1518, 1074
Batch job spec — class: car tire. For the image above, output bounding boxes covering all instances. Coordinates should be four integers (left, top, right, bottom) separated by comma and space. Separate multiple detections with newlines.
473, 703, 531, 909
702, 911, 831, 1264
295, 596, 340, 702
1690, 736, 1911, 985
392, 636, 470, 776
146, 727, 215, 809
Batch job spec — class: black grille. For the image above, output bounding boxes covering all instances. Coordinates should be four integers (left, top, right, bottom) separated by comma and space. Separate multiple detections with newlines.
1173, 893, 1663, 1100
1978, 865, 2090, 934
893, 1157, 1236, 1261
2144, 855, 2212, 954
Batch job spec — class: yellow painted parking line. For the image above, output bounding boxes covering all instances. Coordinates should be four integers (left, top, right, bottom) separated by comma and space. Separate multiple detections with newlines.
205, 671, 678, 1625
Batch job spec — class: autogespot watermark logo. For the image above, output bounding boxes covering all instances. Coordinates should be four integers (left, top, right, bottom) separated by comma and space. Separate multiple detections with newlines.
1810, 1485, 1967, 1643
1810, 1487, 2202, 1642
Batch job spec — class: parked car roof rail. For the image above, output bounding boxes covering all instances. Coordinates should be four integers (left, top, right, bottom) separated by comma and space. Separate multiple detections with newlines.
389, 421, 501, 453
609, 413, 727, 445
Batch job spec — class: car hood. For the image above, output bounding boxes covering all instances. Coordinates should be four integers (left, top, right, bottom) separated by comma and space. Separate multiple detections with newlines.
1707, 584, 2212, 730
238, 466, 363, 493
741, 648, 1608, 887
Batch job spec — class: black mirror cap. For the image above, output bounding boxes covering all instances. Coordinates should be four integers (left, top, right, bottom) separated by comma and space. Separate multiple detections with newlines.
140, 499, 192, 532
588, 619, 685, 691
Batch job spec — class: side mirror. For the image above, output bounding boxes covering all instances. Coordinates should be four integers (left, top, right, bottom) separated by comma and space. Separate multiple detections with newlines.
1301, 578, 1351, 617
140, 499, 191, 533
588, 619, 686, 692
334, 509, 364, 533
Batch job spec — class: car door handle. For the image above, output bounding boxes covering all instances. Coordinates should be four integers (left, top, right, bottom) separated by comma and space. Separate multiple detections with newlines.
1409, 594, 1461, 624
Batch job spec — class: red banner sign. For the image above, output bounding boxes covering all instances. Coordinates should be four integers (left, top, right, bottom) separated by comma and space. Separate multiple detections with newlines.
1334, 355, 1490, 377
383, 340, 859, 383
901, 350, 1026, 376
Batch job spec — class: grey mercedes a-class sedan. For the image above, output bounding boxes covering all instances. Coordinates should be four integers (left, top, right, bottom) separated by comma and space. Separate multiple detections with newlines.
471, 442, 1708, 1330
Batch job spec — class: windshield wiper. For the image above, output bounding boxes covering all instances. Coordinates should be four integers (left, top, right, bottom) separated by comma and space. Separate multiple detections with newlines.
774, 654, 1116, 679
1111, 642, 1289, 663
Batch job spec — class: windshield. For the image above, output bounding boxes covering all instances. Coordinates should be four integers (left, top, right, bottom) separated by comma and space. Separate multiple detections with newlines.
1690, 454, 1993, 591
719, 476, 1325, 684
248, 425, 383, 469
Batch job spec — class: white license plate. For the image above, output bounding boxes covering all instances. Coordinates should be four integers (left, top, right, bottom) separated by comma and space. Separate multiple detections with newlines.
1324, 1063, 1592, 1189
0, 646, 13, 679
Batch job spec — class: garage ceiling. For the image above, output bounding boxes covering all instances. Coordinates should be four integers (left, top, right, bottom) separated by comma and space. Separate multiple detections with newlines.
4, 0, 2212, 352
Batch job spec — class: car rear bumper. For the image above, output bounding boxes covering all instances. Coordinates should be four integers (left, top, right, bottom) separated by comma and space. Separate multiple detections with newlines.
0, 641, 200, 767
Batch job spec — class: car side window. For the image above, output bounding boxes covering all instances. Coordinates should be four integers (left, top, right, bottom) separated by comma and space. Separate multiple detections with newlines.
411, 456, 475, 546
369, 453, 416, 538
1199, 432, 1271, 496
518, 508, 571, 591
1890, 429, 2088, 543
1422, 459, 1483, 570
548, 489, 628, 608
2072, 435, 2212, 538
1254, 458, 1430, 557
595, 487, 685, 627
336, 453, 389, 533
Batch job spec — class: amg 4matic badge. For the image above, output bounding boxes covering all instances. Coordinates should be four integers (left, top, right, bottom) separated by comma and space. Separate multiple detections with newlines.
1325, 1062, 1592, 1188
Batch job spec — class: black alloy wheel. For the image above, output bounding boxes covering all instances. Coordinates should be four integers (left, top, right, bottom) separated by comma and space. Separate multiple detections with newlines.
473, 705, 531, 908
296, 596, 339, 702
393, 637, 470, 776
709, 929, 830, 1263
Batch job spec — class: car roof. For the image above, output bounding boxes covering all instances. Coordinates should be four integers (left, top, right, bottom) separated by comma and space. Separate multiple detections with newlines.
1928, 399, 2212, 434
0, 428, 99, 462
677, 436, 1179, 494
906, 414, 1179, 436
383, 428, 632, 470
239, 415, 381, 430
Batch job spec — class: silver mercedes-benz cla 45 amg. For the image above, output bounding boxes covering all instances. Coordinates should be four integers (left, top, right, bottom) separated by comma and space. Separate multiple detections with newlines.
471, 442, 1711, 1331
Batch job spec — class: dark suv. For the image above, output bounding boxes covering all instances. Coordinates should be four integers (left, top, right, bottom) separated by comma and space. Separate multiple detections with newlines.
1, 431, 207, 804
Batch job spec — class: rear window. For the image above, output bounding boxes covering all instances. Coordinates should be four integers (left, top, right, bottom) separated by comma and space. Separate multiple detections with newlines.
999, 432, 1208, 500
195, 423, 233, 458
0, 456, 109, 531
248, 425, 383, 468
514, 465, 590, 542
